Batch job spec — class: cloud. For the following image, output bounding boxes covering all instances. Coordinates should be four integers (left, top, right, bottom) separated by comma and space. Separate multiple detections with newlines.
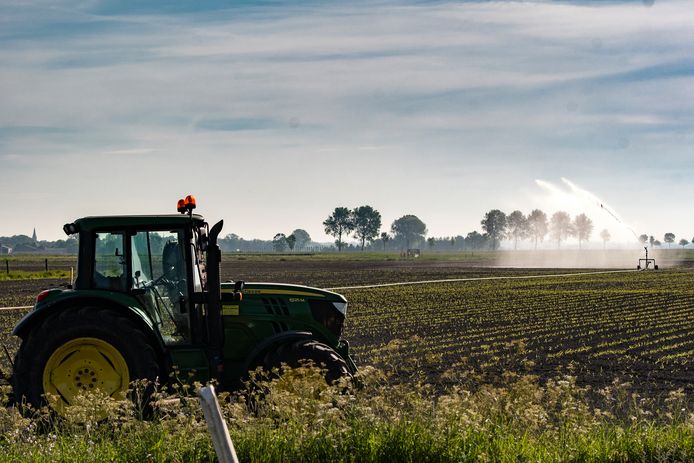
195, 117, 283, 131
1, 0, 694, 241
103, 148, 158, 156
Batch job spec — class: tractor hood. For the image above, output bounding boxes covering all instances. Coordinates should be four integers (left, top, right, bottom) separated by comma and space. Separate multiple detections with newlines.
221, 282, 347, 304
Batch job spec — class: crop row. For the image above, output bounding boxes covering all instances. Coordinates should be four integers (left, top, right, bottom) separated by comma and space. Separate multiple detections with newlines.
343, 270, 694, 392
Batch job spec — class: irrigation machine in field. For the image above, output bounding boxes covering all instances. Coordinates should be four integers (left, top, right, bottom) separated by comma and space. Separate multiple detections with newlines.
637, 247, 658, 270
9, 196, 356, 416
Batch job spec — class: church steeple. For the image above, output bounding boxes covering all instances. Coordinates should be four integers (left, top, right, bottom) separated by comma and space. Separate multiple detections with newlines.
32, 228, 37, 243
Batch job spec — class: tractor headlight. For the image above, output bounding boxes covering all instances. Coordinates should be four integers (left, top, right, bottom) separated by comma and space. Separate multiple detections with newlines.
309, 300, 346, 338
332, 302, 347, 316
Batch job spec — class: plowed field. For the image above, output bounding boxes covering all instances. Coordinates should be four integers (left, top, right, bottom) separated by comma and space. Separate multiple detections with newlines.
1, 256, 692, 396
343, 270, 694, 394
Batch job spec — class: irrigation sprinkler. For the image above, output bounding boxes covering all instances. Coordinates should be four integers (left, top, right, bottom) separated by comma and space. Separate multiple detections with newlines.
637, 247, 658, 270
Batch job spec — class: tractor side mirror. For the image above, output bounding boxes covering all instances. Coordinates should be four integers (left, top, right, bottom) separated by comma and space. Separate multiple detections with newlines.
234, 280, 245, 292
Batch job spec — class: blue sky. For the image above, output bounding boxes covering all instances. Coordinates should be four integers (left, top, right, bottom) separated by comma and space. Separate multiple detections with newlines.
1, 0, 693, 245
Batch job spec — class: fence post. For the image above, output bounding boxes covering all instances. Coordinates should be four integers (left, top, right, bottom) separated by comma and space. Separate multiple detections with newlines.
45, 258, 48, 272
197, 385, 239, 463
5, 260, 8, 274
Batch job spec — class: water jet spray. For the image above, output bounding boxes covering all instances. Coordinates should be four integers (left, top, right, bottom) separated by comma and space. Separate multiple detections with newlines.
560, 178, 640, 241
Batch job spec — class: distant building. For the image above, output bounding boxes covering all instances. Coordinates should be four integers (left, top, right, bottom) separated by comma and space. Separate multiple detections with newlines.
32, 228, 37, 243
0, 244, 11, 255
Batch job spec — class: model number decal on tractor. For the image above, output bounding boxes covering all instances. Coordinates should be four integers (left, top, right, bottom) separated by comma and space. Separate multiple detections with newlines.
236, 289, 324, 297
289, 298, 306, 303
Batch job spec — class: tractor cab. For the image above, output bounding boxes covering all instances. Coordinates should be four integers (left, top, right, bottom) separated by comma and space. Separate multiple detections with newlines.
56, 196, 234, 380
68, 213, 207, 345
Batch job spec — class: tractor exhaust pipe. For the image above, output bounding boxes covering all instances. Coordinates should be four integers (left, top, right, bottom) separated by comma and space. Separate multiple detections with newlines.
206, 220, 225, 381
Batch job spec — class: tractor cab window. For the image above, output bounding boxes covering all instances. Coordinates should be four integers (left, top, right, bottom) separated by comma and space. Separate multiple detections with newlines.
131, 230, 191, 345
93, 232, 127, 292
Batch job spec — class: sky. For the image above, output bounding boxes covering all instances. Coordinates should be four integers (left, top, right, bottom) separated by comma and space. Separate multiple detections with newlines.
1, 0, 693, 245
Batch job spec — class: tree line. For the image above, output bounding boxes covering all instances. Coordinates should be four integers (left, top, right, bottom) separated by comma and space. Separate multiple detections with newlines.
221, 206, 694, 253
319, 207, 694, 252
636, 233, 692, 249
4, 207, 691, 254
0, 234, 78, 254
455, 209, 692, 251
479, 209, 596, 250
319, 207, 600, 251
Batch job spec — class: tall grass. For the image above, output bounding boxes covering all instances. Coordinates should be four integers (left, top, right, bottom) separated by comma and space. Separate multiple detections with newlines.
0, 357, 692, 463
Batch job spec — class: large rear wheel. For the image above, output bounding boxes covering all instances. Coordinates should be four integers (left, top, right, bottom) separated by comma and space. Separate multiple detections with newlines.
13, 306, 160, 417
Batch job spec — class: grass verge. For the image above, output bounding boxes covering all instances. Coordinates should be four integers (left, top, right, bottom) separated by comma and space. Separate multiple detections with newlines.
1, 364, 692, 462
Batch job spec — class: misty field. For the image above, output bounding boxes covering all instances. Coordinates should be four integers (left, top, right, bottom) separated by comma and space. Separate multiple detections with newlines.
0, 254, 692, 461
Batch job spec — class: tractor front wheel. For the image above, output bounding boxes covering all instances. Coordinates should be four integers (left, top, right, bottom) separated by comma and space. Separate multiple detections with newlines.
13, 306, 160, 417
261, 339, 352, 385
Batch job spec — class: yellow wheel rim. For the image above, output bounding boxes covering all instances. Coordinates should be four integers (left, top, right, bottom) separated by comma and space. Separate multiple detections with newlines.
42, 337, 130, 415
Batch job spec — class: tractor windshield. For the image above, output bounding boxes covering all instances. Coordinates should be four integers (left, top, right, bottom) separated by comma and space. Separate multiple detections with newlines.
131, 230, 190, 345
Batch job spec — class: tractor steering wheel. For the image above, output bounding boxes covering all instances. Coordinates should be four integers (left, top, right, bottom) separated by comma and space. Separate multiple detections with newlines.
146, 268, 176, 289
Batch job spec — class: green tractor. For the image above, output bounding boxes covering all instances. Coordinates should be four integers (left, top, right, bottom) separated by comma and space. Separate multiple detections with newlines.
12, 196, 356, 415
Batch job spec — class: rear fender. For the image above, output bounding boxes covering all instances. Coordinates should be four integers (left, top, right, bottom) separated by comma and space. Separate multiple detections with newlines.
12, 294, 166, 355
